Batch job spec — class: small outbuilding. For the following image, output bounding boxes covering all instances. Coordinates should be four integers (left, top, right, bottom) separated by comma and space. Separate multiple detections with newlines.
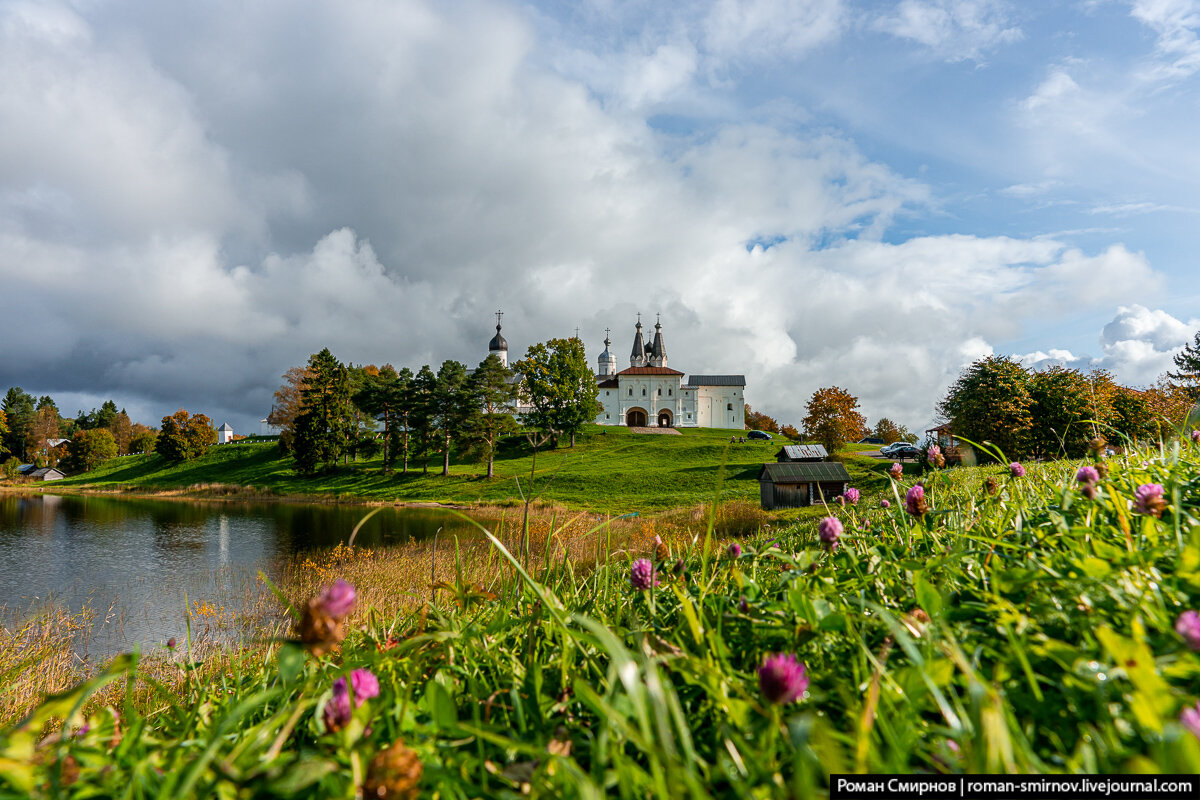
758, 461, 851, 510
28, 467, 65, 481
774, 444, 828, 462
217, 422, 234, 444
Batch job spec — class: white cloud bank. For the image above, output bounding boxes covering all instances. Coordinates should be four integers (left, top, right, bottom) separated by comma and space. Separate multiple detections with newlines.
0, 0, 1189, 433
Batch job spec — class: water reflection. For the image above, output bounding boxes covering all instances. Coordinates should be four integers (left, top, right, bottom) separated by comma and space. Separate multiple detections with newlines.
0, 494, 481, 656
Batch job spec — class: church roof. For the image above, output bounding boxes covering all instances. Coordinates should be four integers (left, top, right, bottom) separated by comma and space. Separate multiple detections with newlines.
616, 366, 684, 376
686, 375, 746, 386
488, 324, 508, 352
597, 377, 619, 388
650, 320, 667, 362
629, 322, 645, 362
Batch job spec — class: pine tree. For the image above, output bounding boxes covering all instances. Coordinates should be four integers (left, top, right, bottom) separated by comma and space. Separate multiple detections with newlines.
292, 349, 354, 475
435, 360, 473, 477
467, 354, 518, 478
408, 365, 439, 474
1169, 330, 1200, 401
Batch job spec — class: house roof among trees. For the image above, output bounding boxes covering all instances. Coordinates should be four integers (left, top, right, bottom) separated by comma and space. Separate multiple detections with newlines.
219, 422, 234, 431
686, 375, 746, 386
758, 462, 851, 483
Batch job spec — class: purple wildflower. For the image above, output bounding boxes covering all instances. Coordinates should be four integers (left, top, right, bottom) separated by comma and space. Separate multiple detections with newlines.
316, 579, 357, 618
1191, 430, 1200, 445
927, 444, 942, 465
905, 484, 928, 516
880, 499, 891, 509
1182, 703, 1200, 740
818, 517, 842, 550
889, 462, 903, 479
350, 669, 380, 702
1009, 462, 1025, 478
1133, 483, 1167, 517
738, 596, 750, 614
758, 654, 809, 704
630, 558, 658, 591
324, 681, 353, 731
726, 542, 742, 559
1075, 466, 1100, 485
843, 488, 861, 505
1176, 611, 1200, 651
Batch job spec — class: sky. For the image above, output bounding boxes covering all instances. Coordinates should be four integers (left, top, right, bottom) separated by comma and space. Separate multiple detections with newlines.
2, 0, 1199, 434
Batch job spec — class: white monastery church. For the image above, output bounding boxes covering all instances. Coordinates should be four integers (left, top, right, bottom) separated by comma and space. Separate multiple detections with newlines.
487, 313, 745, 429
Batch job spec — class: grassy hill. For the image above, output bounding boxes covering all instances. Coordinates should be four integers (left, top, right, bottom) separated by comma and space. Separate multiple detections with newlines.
48, 426, 893, 512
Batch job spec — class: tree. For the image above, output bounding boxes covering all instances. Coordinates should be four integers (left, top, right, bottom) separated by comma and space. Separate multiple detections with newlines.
157, 409, 216, 463
434, 360, 474, 476
268, 366, 312, 453
744, 404, 781, 433
872, 418, 905, 444
1028, 366, 1095, 459
1109, 387, 1156, 445
130, 424, 158, 454
1143, 374, 1195, 434
1168, 329, 1200, 400
2, 388, 35, 461
937, 356, 1034, 461
354, 365, 408, 472
27, 405, 61, 463
801, 386, 868, 454
467, 354, 519, 478
292, 349, 354, 475
516, 338, 601, 448
67, 428, 118, 472
408, 366, 439, 474
0, 409, 9, 459
780, 423, 801, 440
108, 411, 133, 455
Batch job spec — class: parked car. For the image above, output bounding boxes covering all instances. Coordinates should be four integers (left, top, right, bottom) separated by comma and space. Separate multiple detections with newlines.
886, 443, 921, 459
879, 441, 909, 456
747, 430, 772, 440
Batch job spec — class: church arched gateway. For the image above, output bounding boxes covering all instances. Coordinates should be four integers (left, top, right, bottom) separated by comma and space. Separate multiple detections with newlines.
626, 408, 648, 427
657, 409, 673, 428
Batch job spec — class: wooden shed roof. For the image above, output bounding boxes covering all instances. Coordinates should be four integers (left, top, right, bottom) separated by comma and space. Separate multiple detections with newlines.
758, 462, 851, 483
775, 444, 828, 461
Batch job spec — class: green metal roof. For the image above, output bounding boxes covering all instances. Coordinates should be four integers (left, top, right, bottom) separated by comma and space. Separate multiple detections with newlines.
758, 462, 851, 482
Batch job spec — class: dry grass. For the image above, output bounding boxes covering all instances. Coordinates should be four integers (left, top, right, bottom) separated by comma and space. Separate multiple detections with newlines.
0, 503, 770, 728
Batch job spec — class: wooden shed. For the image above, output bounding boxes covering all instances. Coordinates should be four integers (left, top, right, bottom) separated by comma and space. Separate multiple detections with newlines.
774, 444, 828, 462
758, 462, 851, 510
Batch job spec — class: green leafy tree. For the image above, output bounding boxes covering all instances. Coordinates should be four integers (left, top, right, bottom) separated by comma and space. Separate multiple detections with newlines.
937, 356, 1034, 461
516, 338, 601, 448
157, 409, 216, 463
130, 426, 158, 454
801, 386, 868, 454
293, 348, 355, 475
1028, 366, 1095, 459
467, 354, 518, 478
872, 418, 905, 444
67, 428, 118, 472
3, 457, 18, 481
408, 366, 439, 474
2, 387, 35, 460
1169, 329, 1200, 400
1109, 388, 1156, 445
0, 409, 9, 459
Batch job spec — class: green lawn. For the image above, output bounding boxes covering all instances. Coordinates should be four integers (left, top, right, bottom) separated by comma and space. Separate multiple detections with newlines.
51, 427, 894, 513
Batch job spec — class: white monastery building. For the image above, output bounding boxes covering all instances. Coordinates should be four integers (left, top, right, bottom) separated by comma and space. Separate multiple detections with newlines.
488, 312, 745, 429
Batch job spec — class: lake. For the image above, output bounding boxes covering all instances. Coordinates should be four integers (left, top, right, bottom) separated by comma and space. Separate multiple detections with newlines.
0, 493, 485, 656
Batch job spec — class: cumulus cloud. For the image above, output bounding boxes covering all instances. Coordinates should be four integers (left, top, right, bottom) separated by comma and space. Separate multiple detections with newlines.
1017, 305, 1199, 386
0, 0, 1183, 437
873, 0, 1022, 61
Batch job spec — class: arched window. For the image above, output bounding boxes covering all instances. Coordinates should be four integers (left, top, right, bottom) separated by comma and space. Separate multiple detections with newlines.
642, 388, 646, 396
727, 403, 733, 411
628, 388, 633, 397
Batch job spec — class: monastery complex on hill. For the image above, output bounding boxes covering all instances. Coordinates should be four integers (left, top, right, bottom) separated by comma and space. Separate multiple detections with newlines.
487, 314, 745, 430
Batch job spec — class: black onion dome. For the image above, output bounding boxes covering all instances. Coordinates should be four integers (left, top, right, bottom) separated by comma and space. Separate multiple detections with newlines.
489, 325, 508, 352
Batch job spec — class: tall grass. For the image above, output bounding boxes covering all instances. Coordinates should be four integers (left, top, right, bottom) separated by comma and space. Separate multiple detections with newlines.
5, 442, 1200, 797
